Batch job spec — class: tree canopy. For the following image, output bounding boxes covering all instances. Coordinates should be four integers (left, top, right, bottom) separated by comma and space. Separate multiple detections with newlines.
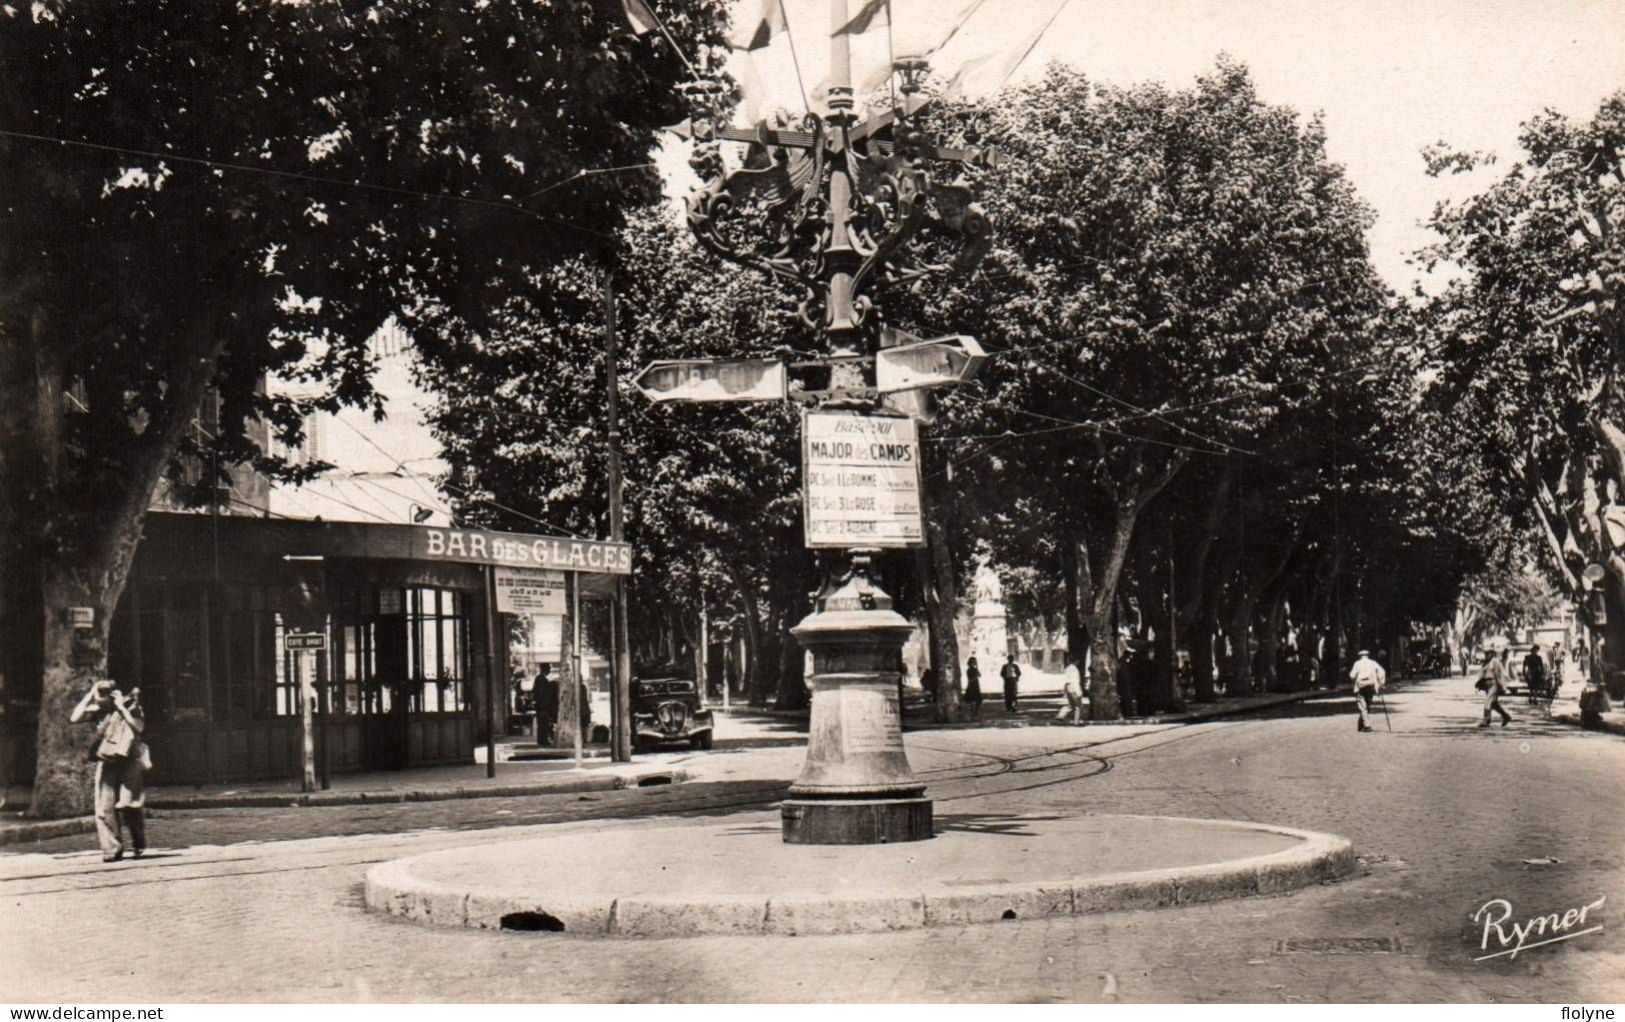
0, 0, 729, 816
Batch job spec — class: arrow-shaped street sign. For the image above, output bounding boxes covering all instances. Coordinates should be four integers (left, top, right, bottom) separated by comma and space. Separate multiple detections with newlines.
633, 358, 787, 403
875, 331, 986, 394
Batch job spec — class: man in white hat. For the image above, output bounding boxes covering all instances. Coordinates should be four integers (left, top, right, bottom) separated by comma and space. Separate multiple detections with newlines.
1349, 649, 1386, 733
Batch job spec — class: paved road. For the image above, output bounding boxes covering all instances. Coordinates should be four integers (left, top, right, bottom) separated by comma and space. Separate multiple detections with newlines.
3, 679, 1621, 1003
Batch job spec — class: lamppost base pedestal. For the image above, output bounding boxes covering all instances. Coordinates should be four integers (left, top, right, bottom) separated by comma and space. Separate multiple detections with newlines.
781, 797, 933, 845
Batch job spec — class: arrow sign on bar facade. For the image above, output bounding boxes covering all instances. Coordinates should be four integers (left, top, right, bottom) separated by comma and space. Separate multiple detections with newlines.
875, 333, 987, 394
633, 359, 787, 403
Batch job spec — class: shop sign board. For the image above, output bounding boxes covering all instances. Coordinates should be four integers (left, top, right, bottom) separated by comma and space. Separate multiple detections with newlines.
801, 410, 924, 548
634, 359, 787, 403
494, 567, 568, 615
413, 527, 631, 575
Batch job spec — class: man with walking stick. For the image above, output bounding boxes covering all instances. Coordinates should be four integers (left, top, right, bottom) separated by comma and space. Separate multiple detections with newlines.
1350, 649, 1386, 734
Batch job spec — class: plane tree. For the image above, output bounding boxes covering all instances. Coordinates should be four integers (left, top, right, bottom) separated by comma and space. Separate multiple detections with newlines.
1419, 90, 1625, 691
0, 0, 727, 815
919, 59, 1386, 718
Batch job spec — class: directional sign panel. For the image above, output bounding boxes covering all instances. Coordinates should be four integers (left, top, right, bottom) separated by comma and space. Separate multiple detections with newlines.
802, 410, 924, 549
634, 359, 786, 403
285, 632, 327, 651
876, 335, 986, 393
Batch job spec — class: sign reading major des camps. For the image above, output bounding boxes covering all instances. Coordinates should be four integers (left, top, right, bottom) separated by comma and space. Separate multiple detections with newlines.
413, 527, 631, 575
493, 567, 567, 615
802, 410, 924, 548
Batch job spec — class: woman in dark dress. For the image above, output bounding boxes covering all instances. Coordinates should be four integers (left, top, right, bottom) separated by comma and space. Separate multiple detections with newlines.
963, 656, 984, 718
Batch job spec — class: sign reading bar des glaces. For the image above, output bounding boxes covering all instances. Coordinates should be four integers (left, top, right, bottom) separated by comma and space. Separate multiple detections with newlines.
802, 410, 924, 548
412, 527, 631, 575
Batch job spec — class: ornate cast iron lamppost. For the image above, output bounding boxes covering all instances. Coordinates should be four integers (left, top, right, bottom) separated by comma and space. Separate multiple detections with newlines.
684, 1, 994, 844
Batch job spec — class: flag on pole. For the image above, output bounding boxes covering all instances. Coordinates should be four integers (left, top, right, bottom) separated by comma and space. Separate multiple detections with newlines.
905, 0, 986, 57
834, 0, 888, 36
942, 7, 1056, 100
729, 0, 789, 50
620, 0, 658, 35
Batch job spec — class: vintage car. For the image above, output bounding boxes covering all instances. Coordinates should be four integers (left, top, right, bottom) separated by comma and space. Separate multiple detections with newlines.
631, 667, 714, 752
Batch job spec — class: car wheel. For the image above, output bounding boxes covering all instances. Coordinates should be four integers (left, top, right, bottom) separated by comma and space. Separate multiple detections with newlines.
636, 736, 654, 755
693, 730, 714, 751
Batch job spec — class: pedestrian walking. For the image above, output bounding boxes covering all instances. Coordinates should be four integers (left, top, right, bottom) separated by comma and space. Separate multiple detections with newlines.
1522, 646, 1547, 705
70, 679, 148, 862
1000, 654, 1022, 712
1349, 649, 1386, 733
963, 656, 983, 718
534, 664, 558, 745
1475, 649, 1512, 728
1055, 655, 1086, 724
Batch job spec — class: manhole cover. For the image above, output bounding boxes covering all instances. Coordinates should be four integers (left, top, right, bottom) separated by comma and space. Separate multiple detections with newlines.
1277, 937, 1400, 955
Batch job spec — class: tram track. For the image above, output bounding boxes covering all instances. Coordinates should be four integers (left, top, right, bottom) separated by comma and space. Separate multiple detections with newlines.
3, 717, 1253, 896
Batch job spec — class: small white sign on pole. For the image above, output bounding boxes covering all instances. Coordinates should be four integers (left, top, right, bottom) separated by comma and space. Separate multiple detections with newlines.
875, 334, 986, 393
802, 410, 924, 548
634, 359, 787, 403
494, 567, 567, 615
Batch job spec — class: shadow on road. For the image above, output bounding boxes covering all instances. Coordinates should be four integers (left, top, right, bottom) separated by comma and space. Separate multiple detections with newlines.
936, 812, 1071, 837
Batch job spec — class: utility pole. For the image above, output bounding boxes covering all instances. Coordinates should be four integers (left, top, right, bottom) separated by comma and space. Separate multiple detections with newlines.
484, 565, 500, 778
606, 270, 633, 763
297, 652, 315, 793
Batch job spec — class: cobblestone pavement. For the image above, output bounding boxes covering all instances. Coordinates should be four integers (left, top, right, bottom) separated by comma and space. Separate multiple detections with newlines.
3, 678, 1622, 1003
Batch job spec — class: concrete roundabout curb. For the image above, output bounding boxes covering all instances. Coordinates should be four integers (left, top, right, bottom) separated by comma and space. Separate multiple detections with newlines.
364, 814, 1354, 938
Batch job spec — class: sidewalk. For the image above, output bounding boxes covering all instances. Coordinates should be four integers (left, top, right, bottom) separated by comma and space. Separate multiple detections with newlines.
1547, 687, 1625, 737
0, 758, 686, 846
0, 713, 809, 847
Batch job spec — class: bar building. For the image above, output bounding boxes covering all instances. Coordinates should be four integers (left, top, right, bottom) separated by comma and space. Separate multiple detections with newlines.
2, 512, 626, 787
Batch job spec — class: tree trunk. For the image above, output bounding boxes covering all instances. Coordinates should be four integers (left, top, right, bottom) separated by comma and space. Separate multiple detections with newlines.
923, 503, 962, 723
552, 573, 580, 750
737, 582, 769, 707
1257, 595, 1287, 692
1224, 589, 1257, 696
22, 322, 226, 817
1059, 536, 1086, 665
774, 614, 807, 711
1191, 591, 1219, 703
32, 561, 122, 818
1079, 497, 1144, 721
1175, 466, 1234, 633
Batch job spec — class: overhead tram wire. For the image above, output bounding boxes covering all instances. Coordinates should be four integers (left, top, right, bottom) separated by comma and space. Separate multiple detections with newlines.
1023, 360, 1256, 455
1004, 404, 1238, 457
344, 472, 459, 520
326, 413, 592, 539
0, 128, 632, 245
